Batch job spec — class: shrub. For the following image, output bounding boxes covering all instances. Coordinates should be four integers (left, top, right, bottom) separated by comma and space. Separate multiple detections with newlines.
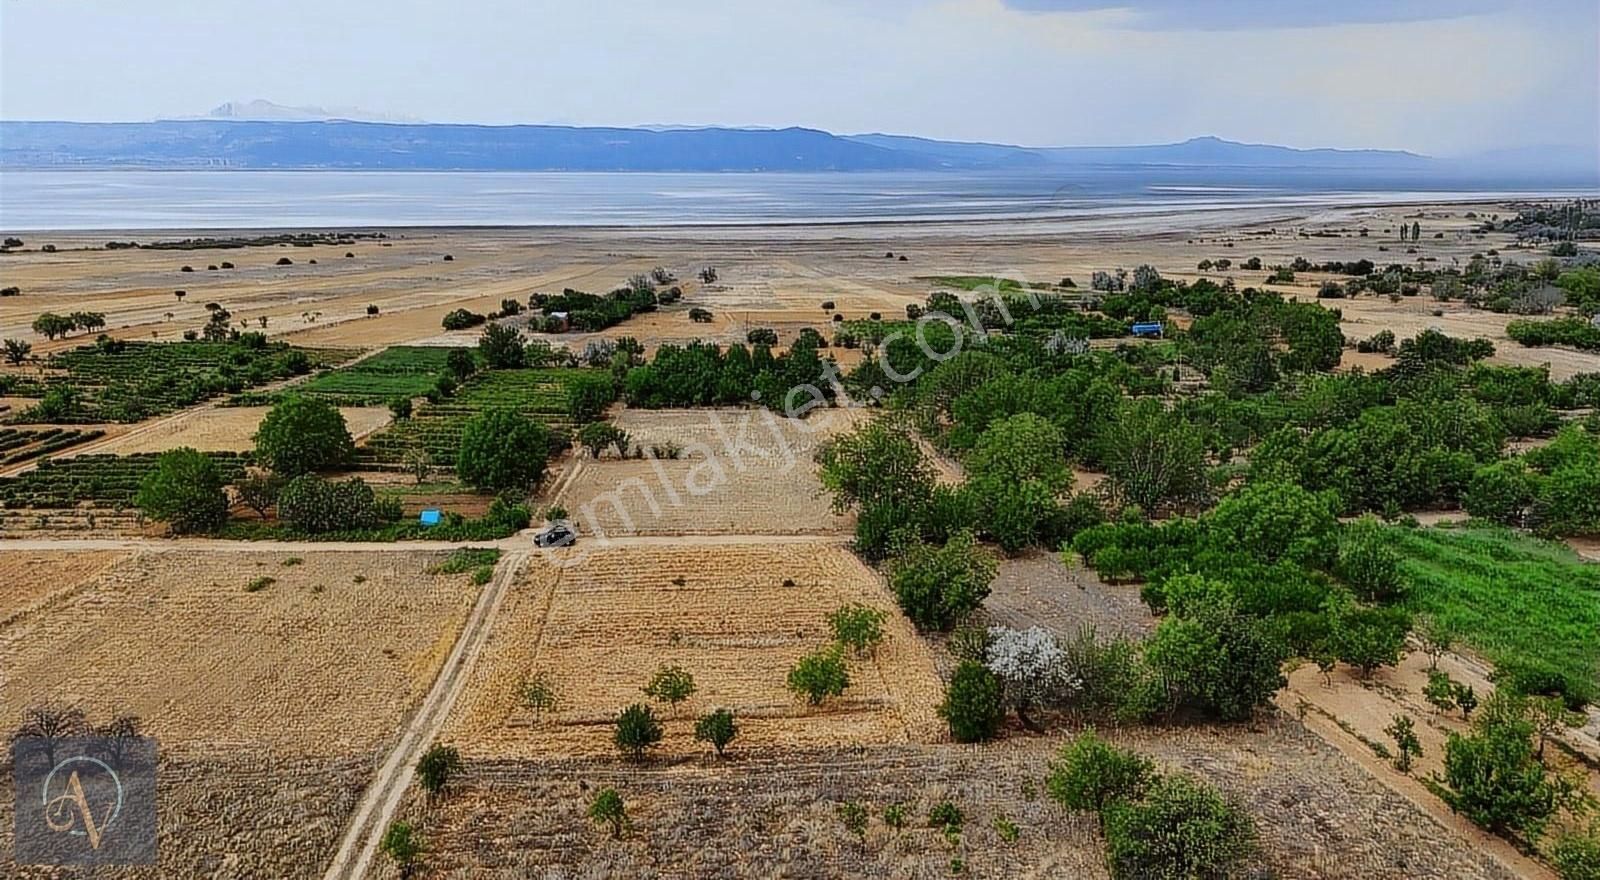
414, 744, 461, 800
1335, 518, 1404, 601
1386, 714, 1423, 772
1101, 775, 1256, 880
1046, 730, 1154, 812
478, 322, 526, 369
135, 448, 229, 534
643, 665, 697, 713
456, 409, 550, 491
235, 470, 284, 519
787, 646, 850, 705
928, 801, 964, 832
588, 787, 628, 838
1144, 593, 1289, 721
888, 531, 995, 632
388, 396, 413, 420
693, 708, 737, 757
1553, 829, 1600, 880
1464, 461, 1538, 526
277, 476, 388, 533
565, 372, 617, 423
441, 308, 486, 331
1438, 712, 1561, 838
253, 396, 355, 477
938, 659, 1005, 743
613, 703, 663, 762
986, 625, 1077, 729
380, 821, 425, 878
827, 603, 887, 657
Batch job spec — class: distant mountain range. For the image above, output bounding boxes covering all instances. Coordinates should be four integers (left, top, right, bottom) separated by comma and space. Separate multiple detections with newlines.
1, 115, 1593, 181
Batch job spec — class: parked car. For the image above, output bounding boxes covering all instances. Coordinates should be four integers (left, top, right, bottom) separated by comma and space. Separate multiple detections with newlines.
533, 522, 577, 548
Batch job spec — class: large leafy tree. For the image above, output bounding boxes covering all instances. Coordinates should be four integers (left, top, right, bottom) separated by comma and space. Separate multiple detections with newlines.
456, 408, 550, 492
888, 530, 996, 632
1143, 591, 1289, 721
253, 396, 355, 477
1096, 399, 1208, 513
135, 447, 229, 534
814, 416, 935, 514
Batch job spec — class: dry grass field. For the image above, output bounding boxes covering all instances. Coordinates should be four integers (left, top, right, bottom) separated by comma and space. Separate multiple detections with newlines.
0, 549, 481, 754
555, 408, 869, 537
0, 549, 129, 627
378, 722, 1519, 880
87, 405, 391, 455
443, 542, 943, 759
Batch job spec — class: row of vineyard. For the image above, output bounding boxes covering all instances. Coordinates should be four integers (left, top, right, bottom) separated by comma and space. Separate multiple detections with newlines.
6, 340, 355, 424
0, 452, 250, 509
357, 368, 594, 469
0, 428, 106, 466
295, 346, 469, 404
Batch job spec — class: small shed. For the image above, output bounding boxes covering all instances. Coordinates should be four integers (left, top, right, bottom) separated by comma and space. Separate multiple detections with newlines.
419, 508, 443, 527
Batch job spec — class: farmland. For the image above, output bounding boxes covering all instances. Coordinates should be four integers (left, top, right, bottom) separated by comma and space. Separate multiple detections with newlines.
294, 345, 471, 404
0, 550, 128, 626
1, 339, 355, 423
358, 366, 599, 468
0, 550, 483, 751
442, 542, 943, 758
0, 426, 104, 466
1392, 524, 1600, 704
95, 404, 390, 454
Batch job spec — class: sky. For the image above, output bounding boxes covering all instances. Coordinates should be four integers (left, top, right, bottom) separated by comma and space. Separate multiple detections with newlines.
1, 0, 1595, 157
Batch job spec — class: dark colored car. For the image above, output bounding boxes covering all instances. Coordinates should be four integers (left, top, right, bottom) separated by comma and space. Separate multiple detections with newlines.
533, 522, 577, 548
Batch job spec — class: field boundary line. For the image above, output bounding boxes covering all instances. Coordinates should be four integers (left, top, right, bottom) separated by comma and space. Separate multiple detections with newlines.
322, 550, 528, 880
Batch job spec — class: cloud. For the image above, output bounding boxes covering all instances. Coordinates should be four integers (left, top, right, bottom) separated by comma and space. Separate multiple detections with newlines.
999, 0, 1567, 30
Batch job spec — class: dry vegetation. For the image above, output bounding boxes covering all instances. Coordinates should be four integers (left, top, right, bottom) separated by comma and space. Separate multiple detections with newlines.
443, 542, 943, 758
0, 550, 481, 753
90, 405, 391, 455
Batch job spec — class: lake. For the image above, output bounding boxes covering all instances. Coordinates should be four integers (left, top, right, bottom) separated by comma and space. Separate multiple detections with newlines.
0, 169, 1590, 231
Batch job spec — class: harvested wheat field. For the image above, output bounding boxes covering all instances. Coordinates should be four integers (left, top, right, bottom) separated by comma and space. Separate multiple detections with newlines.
0, 549, 482, 754
0, 549, 128, 627
382, 722, 1518, 880
89, 405, 392, 455
0, 749, 371, 880
610, 406, 869, 459
444, 542, 943, 758
557, 457, 850, 536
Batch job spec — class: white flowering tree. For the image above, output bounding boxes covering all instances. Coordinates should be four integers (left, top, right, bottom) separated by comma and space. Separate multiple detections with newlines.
985, 626, 1080, 731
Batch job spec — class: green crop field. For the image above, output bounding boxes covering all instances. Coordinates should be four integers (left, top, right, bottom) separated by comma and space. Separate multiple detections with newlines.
358, 367, 598, 469
0, 428, 106, 466
1392, 524, 1600, 704
9, 340, 354, 423
296, 346, 472, 404
0, 452, 250, 509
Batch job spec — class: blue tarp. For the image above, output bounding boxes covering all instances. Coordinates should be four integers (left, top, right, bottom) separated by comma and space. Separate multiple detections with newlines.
1131, 322, 1164, 338
419, 508, 443, 526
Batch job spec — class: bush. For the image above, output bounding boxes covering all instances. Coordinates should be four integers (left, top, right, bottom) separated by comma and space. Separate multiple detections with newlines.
456, 409, 550, 492
478, 323, 526, 369
643, 665, 696, 712
277, 476, 389, 533
1439, 711, 1561, 838
441, 308, 486, 331
388, 396, 413, 420
1046, 730, 1153, 812
414, 744, 461, 800
253, 396, 355, 477
565, 372, 617, 423
1144, 592, 1289, 721
938, 659, 1005, 743
1554, 829, 1600, 880
588, 787, 628, 838
1464, 461, 1538, 526
1101, 775, 1256, 880
693, 708, 738, 757
787, 646, 850, 705
135, 448, 229, 534
1335, 517, 1404, 601
888, 531, 996, 632
827, 603, 887, 657
380, 821, 425, 878
613, 703, 663, 762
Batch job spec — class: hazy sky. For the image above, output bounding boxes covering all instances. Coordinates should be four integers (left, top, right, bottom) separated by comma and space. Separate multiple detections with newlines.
1, 0, 1595, 156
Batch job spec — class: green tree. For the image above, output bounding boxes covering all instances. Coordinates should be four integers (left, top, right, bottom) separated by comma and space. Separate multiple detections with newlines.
888, 531, 996, 632
446, 347, 477, 381
457, 408, 550, 491
693, 708, 737, 757
1097, 399, 1208, 512
1331, 604, 1411, 677
2, 338, 30, 365
787, 646, 850, 706
1425, 669, 1458, 714
1384, 714, 1423, 772
1335, 517, 1405, 601
576, 421, 629, 459
135, 447, 229, 534
1046, 730, 1154, 812
1464, 460, 1539, 526
1101, 775, 1256, 880
1144, 592, 1289, 721
827, 603, 887, 657
966, 413, 1069, 489
643, 665, 696, 714
478, 322, 526, 369
587, 787, 628, 838
414, 743, 461, 801
1439, 712, 1561, 838
235, 470, 283, 519
938, 659, 1005, 743
380, 821, 425, 879
253, 396, 355, 477
613, 703, 663, 762
1209, 480, 1339, 567
565, 372, 617, 423
814, 417, 935, 514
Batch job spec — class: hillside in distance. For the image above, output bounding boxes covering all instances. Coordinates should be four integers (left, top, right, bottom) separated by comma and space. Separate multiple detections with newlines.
1, 119, 1590, 181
